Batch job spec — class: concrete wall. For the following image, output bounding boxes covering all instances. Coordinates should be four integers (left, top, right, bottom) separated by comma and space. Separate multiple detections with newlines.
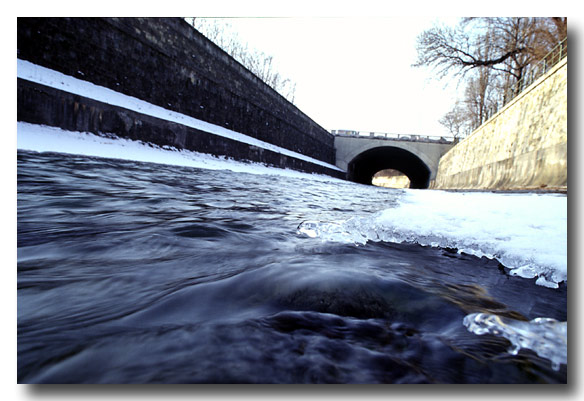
17, 17, 341, 177
432, 58, 567, 191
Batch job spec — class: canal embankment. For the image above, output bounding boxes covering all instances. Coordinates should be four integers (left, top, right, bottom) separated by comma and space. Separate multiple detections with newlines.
17, 18, 342, 178
431, 56, 567, 192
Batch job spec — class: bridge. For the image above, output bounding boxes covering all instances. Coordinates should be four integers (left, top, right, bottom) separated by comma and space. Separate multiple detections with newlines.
332, 130, 455, 189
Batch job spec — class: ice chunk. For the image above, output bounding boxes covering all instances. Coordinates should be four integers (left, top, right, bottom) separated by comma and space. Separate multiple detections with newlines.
463, 312, 567, 371
297, 220, 368, 245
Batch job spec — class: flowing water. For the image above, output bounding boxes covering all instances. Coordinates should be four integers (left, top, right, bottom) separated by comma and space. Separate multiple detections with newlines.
17, 150, 567, 383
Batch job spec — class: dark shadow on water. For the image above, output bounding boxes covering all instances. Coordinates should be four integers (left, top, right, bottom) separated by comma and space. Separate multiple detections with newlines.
25, 383, 575, 395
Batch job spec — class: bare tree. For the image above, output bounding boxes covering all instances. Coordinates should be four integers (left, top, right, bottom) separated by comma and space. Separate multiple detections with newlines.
439, 101, 468, 138
415, 17, 567, 134
531, 17, 568, 59
416, 19, 522, 83
187, 17, 297, 104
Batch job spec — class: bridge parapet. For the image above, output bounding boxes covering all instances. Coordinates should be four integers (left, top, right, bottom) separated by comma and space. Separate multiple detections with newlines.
331, 130, 455, 145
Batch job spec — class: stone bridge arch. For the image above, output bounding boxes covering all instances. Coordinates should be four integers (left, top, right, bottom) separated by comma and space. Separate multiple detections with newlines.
334, 136, 453, 189
348, 146, 432, 188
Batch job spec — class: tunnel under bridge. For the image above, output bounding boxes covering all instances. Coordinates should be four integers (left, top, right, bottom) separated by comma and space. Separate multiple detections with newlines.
334, 133, 454, 189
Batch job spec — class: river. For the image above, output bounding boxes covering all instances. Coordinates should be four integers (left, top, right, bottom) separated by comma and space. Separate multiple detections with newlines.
17, 149, 567, 384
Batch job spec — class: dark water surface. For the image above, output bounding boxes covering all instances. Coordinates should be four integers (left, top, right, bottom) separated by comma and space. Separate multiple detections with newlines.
17, 150, 567, 383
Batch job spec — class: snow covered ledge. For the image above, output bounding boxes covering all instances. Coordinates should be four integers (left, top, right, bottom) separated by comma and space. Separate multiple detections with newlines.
17, 122, 346, 183
17, 59, 344, 174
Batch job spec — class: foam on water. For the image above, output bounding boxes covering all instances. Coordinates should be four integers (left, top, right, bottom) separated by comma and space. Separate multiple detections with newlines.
463, 313, 567, 371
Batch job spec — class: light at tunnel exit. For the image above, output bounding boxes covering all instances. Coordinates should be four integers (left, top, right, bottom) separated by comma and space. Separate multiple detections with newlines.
372, 169, 410, 188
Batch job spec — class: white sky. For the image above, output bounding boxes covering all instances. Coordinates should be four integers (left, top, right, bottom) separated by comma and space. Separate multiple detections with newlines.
207, 16, 460, 137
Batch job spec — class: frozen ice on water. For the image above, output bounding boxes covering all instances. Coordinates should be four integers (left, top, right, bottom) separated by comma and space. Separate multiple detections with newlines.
463, 312, 567, 371
509, 265, 538, 279
297, 221, 320, 239
535, 276, 561, 289
297, 220, 367, 244
296, 190, 567, 289
297, 216, 402, 245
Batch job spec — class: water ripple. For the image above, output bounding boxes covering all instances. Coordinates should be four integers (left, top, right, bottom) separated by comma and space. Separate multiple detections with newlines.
17, 150, 567, 383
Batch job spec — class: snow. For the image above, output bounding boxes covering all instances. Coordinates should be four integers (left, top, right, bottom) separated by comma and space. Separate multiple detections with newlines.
298, 189, 567, 288
17, 122, 344, 183
17, 58, 343, 173
378, 190, 567, 286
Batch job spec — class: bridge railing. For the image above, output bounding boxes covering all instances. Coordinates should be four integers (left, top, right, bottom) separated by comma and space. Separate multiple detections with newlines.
331, 130, 456, 144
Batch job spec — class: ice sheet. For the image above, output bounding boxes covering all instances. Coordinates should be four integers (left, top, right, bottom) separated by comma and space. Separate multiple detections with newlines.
298, 190, 567, 288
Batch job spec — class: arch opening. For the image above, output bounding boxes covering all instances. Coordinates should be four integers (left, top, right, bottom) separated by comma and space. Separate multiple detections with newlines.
347, 146, 432, 189
372, 169, 411, 188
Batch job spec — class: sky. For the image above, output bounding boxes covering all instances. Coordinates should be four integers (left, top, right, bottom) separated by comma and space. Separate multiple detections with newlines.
200, 16, 461, 137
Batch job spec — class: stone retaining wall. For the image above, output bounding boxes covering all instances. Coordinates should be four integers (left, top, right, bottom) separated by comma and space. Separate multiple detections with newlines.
432, 58, 567, 191
17, 17, 338, 175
